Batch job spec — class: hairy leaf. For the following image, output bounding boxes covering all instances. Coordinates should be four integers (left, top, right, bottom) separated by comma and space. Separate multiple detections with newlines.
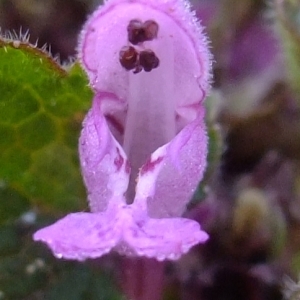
0, 36, 92, 214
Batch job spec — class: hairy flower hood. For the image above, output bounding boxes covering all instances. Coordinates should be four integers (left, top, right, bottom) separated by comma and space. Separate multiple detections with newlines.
34, 0, 212, 261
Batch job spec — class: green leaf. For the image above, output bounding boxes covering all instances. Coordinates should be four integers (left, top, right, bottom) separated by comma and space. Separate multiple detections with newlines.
0, 255, 48, 299
44, 263, 124, 300
0, 184, 30, 224
45, 265, 91, 300
0, 224, 21, 256
0, 37, 93, 212
204, 90, 223, 179
84, 270, 124, 300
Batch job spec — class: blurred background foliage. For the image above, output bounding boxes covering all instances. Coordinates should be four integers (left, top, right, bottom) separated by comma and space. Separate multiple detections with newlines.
1, 0, 300, 299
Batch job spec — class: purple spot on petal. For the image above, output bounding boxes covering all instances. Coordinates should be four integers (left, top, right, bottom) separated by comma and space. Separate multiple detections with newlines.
140, 156, 164, 175
114, 148, 124, 171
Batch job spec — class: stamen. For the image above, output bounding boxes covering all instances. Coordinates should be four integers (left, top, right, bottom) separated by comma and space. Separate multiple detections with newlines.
143, 20, 159, 40
119, 46, 139, 71
127, 19, 159, 44
139, 50, 159, 72
127, 19, 145, 45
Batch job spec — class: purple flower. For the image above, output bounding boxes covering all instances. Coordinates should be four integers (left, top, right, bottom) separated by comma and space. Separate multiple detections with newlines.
34, 0, 212, 261
228, 16, 279, 81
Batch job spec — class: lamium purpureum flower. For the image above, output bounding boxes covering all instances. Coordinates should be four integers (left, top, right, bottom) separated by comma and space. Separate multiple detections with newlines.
34, 0, 212, 261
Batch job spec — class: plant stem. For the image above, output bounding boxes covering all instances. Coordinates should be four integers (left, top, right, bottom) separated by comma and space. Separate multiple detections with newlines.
121, 257, 165, 300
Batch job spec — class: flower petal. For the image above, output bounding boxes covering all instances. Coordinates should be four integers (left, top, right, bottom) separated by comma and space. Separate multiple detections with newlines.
135, 108, 207, 218
33, 210, 121, 261
124, 215, 208, 261
79, 97, 130, 212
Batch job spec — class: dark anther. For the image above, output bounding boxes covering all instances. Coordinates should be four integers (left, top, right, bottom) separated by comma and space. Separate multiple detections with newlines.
139, 49, 159, 72
119, 46, 139, 71
143, 20, 159, 40
119, 45, 159, 73
127, 19, 145, 45
127, 19, 159, 44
